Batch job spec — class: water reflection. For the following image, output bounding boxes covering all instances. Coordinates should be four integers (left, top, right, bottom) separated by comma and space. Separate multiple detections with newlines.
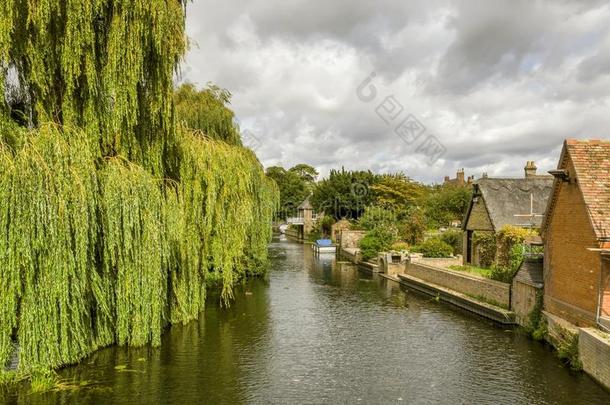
1, 237, 609, 404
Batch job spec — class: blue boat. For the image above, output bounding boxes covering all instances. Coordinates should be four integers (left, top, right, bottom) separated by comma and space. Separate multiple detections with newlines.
313, 239, 336, 254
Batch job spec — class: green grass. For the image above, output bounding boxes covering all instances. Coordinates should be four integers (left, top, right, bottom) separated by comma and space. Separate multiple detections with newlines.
448, 265, 492, 279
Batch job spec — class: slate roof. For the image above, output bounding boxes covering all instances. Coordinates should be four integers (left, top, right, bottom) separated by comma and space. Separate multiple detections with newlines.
514, 256, 544, 287
565, 139, 610, 241
471, 177, 554, 231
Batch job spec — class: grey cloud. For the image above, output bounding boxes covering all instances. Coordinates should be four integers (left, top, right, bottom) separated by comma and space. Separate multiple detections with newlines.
183, 0, 610, 183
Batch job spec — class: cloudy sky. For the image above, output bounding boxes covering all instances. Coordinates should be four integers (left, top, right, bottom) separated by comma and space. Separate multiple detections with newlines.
181, 0, 610, 183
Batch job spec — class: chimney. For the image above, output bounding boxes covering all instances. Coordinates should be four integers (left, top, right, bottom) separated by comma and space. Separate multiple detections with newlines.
444, 176, 450, 182
456, 169, 465, 185
524, 161, 537, 178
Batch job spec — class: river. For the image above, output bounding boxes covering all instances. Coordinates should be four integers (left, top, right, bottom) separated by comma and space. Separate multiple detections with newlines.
2, 236, 610, 404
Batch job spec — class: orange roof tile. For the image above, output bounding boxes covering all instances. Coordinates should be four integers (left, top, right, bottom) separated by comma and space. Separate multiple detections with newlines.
566, 139, 610, 240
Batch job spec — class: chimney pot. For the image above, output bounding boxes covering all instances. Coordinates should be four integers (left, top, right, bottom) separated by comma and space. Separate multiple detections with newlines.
525, 161, 537, 178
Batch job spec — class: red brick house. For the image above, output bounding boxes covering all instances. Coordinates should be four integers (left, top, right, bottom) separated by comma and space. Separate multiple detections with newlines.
542, 139, 610, 328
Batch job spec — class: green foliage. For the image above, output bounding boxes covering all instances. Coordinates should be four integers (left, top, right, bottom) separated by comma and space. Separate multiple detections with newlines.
473, 232, 496, 268
531, 319, 548, 342
489, 225, 537, 282
288, 164, 318, 183
397, 209, 426, 245
310, 168, 379, 220
0, 0, 188, 175
525, 290, 545, 339
174, 83, 242, 146
412, 238, 453, 258
29, 370, 57, 393
556, 329, 583, 371
369, 173, 424, 211
489, 245, 522, 283
358, 206, 397, 231
440, 230, 462, 255
390, 241, 410, 252
0, 124, 278, 374
423, 184, 471, 228
495, 225, 536, 269
265, 165, 311, 220
448, 265, 492, 278
359, 228, 396, 261
307, 216, 335, 242
0, 0, 279, 380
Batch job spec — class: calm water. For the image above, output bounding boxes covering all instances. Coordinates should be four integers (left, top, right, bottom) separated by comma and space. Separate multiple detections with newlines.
2, 236, 610, 404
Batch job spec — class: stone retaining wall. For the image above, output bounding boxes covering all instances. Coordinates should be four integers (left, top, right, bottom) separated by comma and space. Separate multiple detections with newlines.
340, 230, 365, 249
512, 281, 541, 326
406, 261, 511, 308
411, 256, 463, 269
579, 328, 610, 389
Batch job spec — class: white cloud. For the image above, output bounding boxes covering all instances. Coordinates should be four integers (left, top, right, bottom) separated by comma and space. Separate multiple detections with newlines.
182, 0, 610, 183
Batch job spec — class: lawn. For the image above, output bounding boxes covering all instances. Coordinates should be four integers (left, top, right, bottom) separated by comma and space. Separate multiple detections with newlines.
448, 264, 492, 279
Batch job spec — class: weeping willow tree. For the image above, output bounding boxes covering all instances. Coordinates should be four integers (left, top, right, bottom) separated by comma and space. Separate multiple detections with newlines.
174, 83, 243, 146
0, 1, 278, 376
0, 0, 187, 175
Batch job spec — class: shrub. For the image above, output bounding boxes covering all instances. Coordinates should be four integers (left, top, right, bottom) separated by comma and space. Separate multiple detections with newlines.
488, 226, 537, 282
307, 216, 335, 242
398, 209, 426, 245
359, 228, 396, 260
473, 232, 496, 268
440, 229, 462, 255
413, 238, 453, 258
358, 206, 397, 231
319, 216, 335, 237
495, 225, 536, 267
390, 241, 410, 252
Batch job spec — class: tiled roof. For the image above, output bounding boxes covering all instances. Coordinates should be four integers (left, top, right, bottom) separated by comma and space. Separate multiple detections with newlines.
566, 139, 610, 240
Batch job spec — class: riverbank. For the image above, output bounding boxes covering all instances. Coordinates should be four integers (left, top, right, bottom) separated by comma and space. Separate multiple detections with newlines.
2, 236, 609, 404
335, 241, 610, 392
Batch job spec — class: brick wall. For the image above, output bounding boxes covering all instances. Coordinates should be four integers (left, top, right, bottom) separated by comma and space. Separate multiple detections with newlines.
406, 262, 511, 308
579, 328, 610, 390
544, 155, 600, 327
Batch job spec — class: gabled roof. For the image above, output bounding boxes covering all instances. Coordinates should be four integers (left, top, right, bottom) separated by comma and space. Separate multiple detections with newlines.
465, 177, 554, 231
543, 139, 610, 241
297, 196, 313, 210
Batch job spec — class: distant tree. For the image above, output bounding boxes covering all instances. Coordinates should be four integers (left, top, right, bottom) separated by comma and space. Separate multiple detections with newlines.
369, 173, 426, 211
174, 83, 242, 146
423, 184, 471, 228
398, 208, 427, 245
310, 168, 379, 220
288, 164, 319, 183
265, 165, 310, 220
